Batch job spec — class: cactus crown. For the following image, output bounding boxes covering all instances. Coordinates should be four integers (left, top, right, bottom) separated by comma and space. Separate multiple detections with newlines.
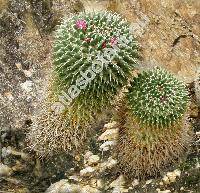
127, 68, 189, 128
53, 11, 138, 113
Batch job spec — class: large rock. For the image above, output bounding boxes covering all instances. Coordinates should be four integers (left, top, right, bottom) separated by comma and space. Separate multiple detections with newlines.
45, 180, 80, 193
82, 0, 199, 83
45, 180, 101, 193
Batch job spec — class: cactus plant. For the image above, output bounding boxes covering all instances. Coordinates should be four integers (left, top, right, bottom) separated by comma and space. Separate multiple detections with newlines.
53, 11, 138, 115
127, 67, 189, 128
116, 68, 191, 178
28, 11, 139, 156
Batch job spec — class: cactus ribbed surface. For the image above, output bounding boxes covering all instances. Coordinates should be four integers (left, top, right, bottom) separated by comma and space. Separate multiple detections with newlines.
127, 68, 188, 128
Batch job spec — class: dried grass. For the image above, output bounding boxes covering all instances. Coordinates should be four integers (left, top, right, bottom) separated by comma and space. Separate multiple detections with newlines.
26, 77, 92, 157
116, 101, 192, 179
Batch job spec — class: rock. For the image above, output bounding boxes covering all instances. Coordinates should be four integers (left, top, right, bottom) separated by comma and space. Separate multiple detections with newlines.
45, 180, 80, 193
1, 146, 10, 158
110, 176, 129, 193
90, 178, 104, 189
112, 187, 129, 193
166, 174, 176, 183
80, 166, 95, 177
99, 157, 117, 172
68, 175, 80, 182
15, 62, 22, 70
104, 121, 117, 129
81, 0, 109, 13
90, 178, 98, 188
159, 181, 164, 186
173, 169, 181, 177
90, 178, 103, 189
113, 0, 199, 83
156, 189, 171, 193
145, 179, 153, 185
84, 151, 93, 164
23, 69, 33, 77
2, 146, 30, 160
4, 92, 14, 101
162, 169, 181, 184
180, 187, 184, 190
106, 157, 117, 168
14, 187, 30, 193
0, 164, 12, 177
46, 181, 101, 193
99, 141, 116, 151
109, 175, 125, 188
96, 179, 104, 189
132, 179, 139, 187
87, 155, 100, 166
20, 80, 33, 92
162, 176, 170, 185
194, 75, 200, 106
83, 151, 100, 166
81, 185, 101, 193
98, 128, 119, 141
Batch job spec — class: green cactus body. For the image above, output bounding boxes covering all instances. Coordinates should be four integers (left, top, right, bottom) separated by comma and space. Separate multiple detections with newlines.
53, 11, 138, 115
117, 68, 191, 179
127, 68, 189, 128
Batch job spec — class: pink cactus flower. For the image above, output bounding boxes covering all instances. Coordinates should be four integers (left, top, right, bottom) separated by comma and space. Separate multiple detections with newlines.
76, 19, 87, 30
102, 41, 107, 49
84, 38, 91, 43
110, 37, 117, 46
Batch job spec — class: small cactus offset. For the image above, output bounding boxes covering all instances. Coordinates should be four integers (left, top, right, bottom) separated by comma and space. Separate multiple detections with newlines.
116, 68, 191, 178
53, 11, 138, 114
127, 67, 189, 128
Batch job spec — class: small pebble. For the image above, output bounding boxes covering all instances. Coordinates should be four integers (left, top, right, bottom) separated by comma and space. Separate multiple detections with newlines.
100, 141, 116, 151
15, 62, 22, 70
146, 179, 153, 185
23, 69, 33, 77
87, 155, 100, 166
156, 189, 171, 193
104, 121, 117, 129
98, 128, 119, 141
20, 80, 33, 92
132, 179, 139, 187
80, 166, 95, 177
0, 164, 12, 177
